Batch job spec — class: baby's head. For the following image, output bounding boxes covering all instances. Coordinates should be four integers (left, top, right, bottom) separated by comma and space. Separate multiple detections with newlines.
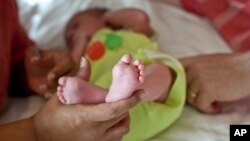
65, 8, 108, 49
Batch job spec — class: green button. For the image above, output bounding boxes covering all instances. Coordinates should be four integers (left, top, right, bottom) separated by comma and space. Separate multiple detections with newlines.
105, 33, 123, 50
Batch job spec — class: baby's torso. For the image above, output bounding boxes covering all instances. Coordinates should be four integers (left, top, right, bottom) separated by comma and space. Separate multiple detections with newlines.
85, 28, 158, 88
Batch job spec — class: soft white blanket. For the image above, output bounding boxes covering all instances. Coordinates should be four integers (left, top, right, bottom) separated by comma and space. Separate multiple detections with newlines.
1, 0, 250, 141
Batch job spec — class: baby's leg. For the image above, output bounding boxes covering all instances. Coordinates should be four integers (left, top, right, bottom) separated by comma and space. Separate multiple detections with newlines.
57, 54, 144, 104
139, 63, 173, 102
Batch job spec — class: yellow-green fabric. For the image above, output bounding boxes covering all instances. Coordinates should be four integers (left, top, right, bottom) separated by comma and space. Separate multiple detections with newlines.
86, 28, 186, 141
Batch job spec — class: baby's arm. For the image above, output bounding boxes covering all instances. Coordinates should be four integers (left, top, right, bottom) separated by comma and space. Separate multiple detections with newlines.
104, 8, 153, 37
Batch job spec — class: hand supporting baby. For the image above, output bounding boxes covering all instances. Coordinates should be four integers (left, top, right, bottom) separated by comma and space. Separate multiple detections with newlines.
25, 47, 78, 98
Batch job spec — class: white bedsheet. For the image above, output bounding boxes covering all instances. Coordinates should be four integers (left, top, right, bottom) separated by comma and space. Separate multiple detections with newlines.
1, 0, 250, 140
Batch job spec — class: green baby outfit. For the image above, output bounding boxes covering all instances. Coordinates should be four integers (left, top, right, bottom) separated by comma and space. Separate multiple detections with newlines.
85, 28, 186, 141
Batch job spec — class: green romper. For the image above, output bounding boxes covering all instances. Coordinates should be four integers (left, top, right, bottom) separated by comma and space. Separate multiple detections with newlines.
85, 28, 186, 141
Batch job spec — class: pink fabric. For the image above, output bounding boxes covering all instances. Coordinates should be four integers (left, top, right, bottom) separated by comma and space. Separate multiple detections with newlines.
0, 0, 34, 108
181, 0, 250, 52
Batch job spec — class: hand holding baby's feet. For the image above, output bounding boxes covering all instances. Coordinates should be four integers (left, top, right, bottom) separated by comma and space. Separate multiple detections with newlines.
106, 54, 144, 102
56, 54, 144, 105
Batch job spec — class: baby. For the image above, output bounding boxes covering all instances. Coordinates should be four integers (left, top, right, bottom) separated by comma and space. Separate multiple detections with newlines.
57, 8, 172, 104
57, 8, 186, 141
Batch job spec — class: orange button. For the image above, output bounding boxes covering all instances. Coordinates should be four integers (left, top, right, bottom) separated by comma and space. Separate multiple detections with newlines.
87, 41, 105, 60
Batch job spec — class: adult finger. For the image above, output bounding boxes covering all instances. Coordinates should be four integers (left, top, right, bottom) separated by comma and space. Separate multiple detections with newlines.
38, 80, 58, 97
186, 89, 199, 108
179, 55, 210, 69
25, 47, 42, 63
47, 58, 75, 81
184, 61, 200, 106
44, 92, 55, 99
179, 56, 197, 68
101, 113, 129, 130
26, 48, 54, 72
76, 58, 91, 81
104, 115, 130, 140
186, 76, 201, 107
194, 92, 221, 114
27, 48, 56, 67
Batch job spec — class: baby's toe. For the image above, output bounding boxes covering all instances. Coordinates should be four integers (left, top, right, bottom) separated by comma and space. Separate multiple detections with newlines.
139, 75, 144, 83
120, 54, 132, 64
58, 77, 67, 86
133, 59, 141, 66
59, 96, 67, 104
138, 64, 144, 70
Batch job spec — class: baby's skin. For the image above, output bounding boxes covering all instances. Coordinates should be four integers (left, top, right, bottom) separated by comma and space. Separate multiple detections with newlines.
57, 54, 144, 104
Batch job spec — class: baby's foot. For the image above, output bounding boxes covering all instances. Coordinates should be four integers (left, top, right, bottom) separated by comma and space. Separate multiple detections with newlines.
105, 54, 144, 102
57, 77, 106, 104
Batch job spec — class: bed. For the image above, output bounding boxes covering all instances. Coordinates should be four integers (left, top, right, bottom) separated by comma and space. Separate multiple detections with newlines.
1, 0, 250, 140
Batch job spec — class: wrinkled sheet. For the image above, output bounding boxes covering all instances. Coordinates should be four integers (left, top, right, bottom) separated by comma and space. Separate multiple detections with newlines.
1, 0, 250, 141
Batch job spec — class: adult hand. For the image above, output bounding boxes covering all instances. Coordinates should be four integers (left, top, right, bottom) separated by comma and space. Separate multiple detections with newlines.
25, 47, 78, 97
180, 52, 250, 114
33, 90, 143, 141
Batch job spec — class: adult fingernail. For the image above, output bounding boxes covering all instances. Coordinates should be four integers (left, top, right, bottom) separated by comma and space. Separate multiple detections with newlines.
48, 73, 56, 81
39, 84, 47, 91
80, 57, 87, 68
30, 56, 40, 62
